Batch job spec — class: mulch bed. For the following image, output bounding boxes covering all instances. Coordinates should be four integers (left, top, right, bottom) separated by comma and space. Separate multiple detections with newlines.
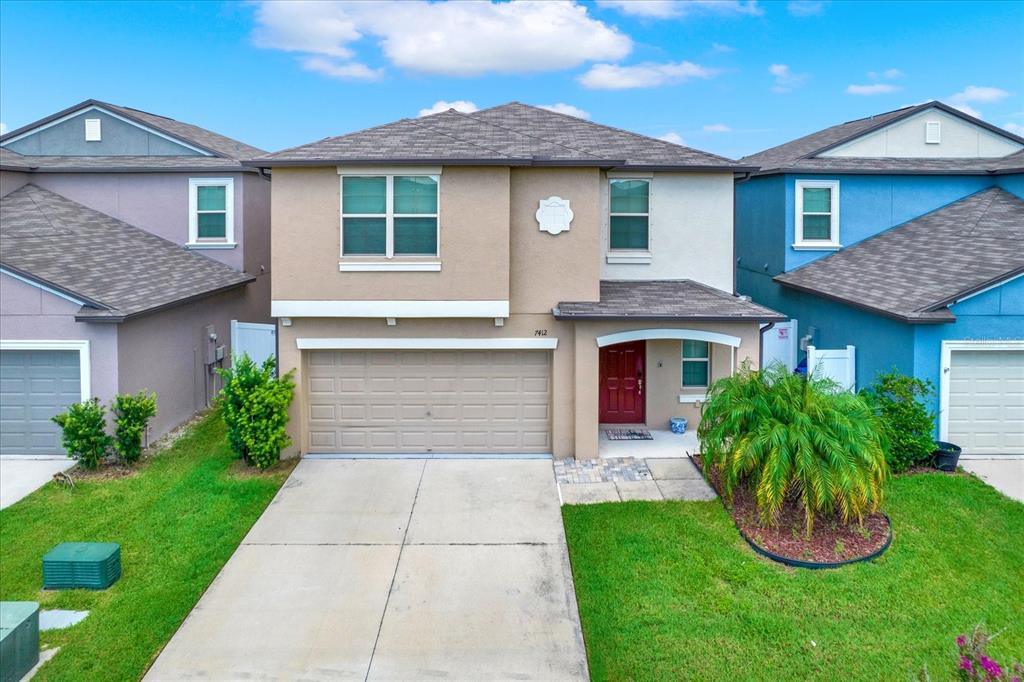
693, 455, 891, 565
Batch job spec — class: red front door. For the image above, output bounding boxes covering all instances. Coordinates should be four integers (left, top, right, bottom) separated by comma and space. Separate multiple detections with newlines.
599, 341, 645, 424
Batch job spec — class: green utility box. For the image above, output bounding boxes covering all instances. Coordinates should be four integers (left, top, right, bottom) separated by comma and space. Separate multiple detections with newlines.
1, 602, 39, 682
43, 542, 121, 590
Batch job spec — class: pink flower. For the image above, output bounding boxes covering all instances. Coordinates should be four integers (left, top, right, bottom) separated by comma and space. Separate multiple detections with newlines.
979, 656, 1002, 678
957, 634, 967, 647
961, 656, 974, 672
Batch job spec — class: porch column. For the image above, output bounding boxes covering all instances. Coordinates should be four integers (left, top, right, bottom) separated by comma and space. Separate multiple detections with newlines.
574, 324, 600, 459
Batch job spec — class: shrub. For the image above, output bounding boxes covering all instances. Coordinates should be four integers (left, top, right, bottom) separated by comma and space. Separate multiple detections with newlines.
111, 390, 158, 464
861, 370, 937, 473
52, 398, 113, 469
698, 362, 889, 536
217, 354, 296, 470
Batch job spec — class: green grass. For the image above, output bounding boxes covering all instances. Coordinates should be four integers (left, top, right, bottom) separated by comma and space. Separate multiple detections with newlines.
0, 411, 292, 681
562, 473, 1024, 681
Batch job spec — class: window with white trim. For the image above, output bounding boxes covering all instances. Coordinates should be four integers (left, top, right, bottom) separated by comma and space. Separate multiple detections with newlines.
609, 178, 650, 250
341, 174, 439, 257
794, 180, 840, 249
188, 178, 234, 245
681, 340, 710, 388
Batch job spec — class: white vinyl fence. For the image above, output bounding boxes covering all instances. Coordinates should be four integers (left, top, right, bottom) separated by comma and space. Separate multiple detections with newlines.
230, 320, 277, 369
806, 344, 856, 391
762, 319, 798, 372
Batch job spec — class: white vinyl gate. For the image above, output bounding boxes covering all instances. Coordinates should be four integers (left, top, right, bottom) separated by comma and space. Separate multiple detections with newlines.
230, 320, 277, 369
806, 345, 856, 391
762, 319, 798, 372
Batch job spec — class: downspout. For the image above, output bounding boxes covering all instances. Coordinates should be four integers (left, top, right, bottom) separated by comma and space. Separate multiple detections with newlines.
759, 321, 776, 369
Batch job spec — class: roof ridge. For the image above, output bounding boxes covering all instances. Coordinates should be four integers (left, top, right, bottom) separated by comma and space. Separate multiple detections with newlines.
453, 108, 605, 160
404, 116, 517, 159
497, 102, 739, 164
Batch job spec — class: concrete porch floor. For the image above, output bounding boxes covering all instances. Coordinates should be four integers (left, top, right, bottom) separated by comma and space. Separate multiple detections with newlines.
598, 427, 699, 459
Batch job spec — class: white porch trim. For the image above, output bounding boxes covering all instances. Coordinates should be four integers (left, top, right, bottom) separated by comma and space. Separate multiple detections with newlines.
0, 339, 91, 400
938, 339, 1024, 442
272, 300, 509, 318
296, 337, 558, 350
595, 328, 742, 348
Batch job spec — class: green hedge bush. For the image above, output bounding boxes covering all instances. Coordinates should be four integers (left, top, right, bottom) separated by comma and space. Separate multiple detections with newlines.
861, 370, 937, 473
698, 363, 889, 536
52, 398, 113, 469
111, 390, 158, 464
217, 354, 296, 470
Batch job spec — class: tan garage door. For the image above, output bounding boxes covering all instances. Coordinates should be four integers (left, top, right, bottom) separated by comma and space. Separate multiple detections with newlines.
947, 349, 1024, 455
306, 350, 551, 454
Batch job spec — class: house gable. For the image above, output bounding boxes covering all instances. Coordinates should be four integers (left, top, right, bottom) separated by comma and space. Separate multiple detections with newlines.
819, 106, 1023, 159
1, 105, 210, 157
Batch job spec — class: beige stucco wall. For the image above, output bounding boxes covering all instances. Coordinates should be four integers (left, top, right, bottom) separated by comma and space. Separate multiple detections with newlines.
271, 166, 511, 302
277, 314, 762, 460
510, 167, 601, 313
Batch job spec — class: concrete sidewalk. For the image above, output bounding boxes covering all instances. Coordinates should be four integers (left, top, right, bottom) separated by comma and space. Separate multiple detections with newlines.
145, 459, 588, 681
962, 458, 1024, 503
0, 456, 74, 509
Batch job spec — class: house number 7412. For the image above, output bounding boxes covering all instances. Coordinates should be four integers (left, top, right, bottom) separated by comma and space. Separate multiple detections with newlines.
534, 329, 548, 336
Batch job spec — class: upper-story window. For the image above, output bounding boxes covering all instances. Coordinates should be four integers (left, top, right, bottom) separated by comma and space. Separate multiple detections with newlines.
794, 179, 840, 250
609, 179, 650, 250
188, 178, 234, 247
341, 174, 439, 257
681, 340, 710, 388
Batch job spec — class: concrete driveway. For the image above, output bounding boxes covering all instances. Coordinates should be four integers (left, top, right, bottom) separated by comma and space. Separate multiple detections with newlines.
0, 456, 74, 509
145, 458, 588, 681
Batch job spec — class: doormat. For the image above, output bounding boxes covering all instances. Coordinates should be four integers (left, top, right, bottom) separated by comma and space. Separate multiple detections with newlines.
605, 429, 654, 441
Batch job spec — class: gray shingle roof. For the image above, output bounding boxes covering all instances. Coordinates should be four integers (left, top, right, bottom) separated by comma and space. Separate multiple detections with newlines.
742, 101, 1024, 175
0, 147, 32, 170
0, 155, 251, 172
775, 188, 1024, 323
553, 280, 785, 321
1, 184, 253, 321
0, 99, 265, 171
252, 102, 748, 171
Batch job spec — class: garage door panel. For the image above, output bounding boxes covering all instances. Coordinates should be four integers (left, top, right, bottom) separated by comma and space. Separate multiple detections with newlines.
948, 349, 1023, 455
0, 349, 81, 455
306, 349, 551, 454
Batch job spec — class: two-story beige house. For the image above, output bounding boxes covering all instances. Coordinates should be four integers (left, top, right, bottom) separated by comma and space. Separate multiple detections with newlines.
249, 103, 783, 459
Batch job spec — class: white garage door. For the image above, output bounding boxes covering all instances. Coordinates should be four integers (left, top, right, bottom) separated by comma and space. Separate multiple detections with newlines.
947, 349, 1024, 455
306, 350, 551, 454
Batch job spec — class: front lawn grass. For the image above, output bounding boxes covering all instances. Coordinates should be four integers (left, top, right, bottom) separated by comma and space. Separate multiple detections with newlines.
0, 411, 293, 681
563, 473, 1024, 680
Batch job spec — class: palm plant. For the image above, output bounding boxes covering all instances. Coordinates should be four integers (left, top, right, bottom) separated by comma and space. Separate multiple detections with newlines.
698, 362, 889, 536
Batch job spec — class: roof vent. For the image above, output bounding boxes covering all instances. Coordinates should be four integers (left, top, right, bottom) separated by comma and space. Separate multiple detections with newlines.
84, 118, 102, 142
925, 120, 940, 144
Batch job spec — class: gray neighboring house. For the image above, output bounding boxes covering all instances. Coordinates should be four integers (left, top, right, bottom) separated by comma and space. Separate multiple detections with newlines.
0, 100, 272, 455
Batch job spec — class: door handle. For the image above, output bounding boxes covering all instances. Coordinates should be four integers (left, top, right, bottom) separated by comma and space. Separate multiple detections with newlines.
638, 378, 643, 395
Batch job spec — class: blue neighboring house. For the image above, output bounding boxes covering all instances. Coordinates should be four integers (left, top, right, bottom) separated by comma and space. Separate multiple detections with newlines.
736, 101, 1024, 456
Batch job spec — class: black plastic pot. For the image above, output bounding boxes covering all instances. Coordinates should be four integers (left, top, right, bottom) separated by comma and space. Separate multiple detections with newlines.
932, 441, 962, 472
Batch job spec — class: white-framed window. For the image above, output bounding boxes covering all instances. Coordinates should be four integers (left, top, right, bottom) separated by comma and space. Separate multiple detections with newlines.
681, 340, 710, 388
794, 179, 840, 250
609, 178, 650, 250
340, 173, 439, 258
188, 178, 234, 246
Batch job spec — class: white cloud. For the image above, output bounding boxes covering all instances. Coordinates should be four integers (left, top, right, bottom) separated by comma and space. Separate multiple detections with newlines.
1004, 122, 1024, 135
947, 85, 1011, 119
787, 1, 825, 16
703, 123, 732, 132
302, 56, 383, 80
711, 42, 734, 53
846, 83, 901, 96
0, 122, 7, 135
537, 103, 591, 119
597, 1, 762, 18
580, 61, 719, 90
417, 100, 479, 117
769, 63, 807, 93
253, 1, 632, 78
658, 131, 686, 145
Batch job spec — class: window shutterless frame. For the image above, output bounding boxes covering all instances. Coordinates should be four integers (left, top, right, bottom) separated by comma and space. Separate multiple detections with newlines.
681, 340, 711, 388
188, 177, 234, 245
338, 170, 440, 259
793, 179, 840, 250
608, 178, 651, 251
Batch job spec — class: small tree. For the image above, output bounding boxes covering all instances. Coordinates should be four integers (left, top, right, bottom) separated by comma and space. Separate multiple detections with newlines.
699, 363, 889, 536
861, 370, 937, 473
217, 354, 295, 470
111, 390, 158, 464
52, 398, 113, 469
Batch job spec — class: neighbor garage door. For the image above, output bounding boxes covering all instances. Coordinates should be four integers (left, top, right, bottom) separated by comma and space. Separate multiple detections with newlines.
307, 350, 551, 454
947, 349, 1024, 455
0, 349, 82, 455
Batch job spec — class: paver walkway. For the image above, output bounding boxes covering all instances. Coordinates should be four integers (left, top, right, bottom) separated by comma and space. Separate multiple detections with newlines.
145, 459, 588, 681
558, 456, 717, 504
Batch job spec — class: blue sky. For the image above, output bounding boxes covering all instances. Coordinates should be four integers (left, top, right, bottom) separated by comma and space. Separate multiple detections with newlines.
1, 0, 1022, 159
